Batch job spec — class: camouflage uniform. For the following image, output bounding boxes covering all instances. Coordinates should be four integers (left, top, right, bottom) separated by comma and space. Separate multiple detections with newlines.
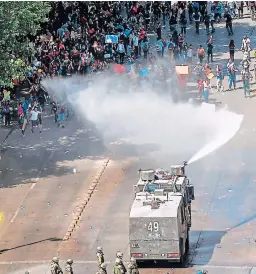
51, 257, 63, 274
96, 263, 107, 274
96, 246, 105, 269
65, 259, 74, 274
127, 258, 139, 274
114, 258, 126, 274
116, 252, 127, 273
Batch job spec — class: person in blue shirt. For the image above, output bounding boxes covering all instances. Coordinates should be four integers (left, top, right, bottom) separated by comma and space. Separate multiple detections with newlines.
126, 44, 132, 58
118, 40, 125, 64
141, 37, 149, 59
156, 38, 164, 57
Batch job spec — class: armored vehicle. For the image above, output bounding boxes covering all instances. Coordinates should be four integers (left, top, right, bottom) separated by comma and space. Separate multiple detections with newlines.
129, 162, 194, 264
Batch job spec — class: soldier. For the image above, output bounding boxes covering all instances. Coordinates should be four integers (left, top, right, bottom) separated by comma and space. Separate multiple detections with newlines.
127, 257, 139, 274
51, 257, 63, 274
97, 246, 105, 269
97, 262, 107, 274
116, 251, 127, 273
65, 259, 74, 274
113, 258, 123, 274
116, 251, 123, 260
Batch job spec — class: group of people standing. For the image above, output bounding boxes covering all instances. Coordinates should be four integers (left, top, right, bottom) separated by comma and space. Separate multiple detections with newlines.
195, 32, 254, 102
96, 247, 139, 274
48, 247, 140, 274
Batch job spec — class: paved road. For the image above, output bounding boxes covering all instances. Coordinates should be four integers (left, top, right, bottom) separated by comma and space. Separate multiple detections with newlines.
1, 11, 256, 274
0, 111, 108, 265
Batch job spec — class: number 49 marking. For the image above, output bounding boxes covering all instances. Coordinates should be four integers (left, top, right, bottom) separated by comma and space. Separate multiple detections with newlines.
147, 221, 159, 232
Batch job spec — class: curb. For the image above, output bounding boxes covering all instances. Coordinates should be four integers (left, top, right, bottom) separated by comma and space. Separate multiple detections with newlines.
63, 158, 110, 241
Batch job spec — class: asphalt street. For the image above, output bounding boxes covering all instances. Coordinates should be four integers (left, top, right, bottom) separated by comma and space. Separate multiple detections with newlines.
1, 11, 256, 274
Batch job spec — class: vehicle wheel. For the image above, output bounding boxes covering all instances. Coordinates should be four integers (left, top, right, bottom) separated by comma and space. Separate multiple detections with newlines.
179, 238, 185, 266
185, 232, 190, 253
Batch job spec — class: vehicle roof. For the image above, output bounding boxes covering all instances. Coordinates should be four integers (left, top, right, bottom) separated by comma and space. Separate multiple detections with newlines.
137, 176, 186, 185
130, 193, 182, 218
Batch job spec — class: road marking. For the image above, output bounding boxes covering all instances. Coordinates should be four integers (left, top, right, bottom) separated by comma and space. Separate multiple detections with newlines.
10, 182, 37, 223
0, 212, 4, 223
0, 260, 254, 269
0, 151, 54, 240
0, 260, 106, 265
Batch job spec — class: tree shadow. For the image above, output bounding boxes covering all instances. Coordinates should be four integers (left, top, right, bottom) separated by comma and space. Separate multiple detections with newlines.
0, 115, 161, 189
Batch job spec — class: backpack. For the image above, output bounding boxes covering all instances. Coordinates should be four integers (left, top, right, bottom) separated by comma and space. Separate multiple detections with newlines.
182, 17, 187, 24
194, 13, 200, 20
143, 42, 149, 51
198, 48, 204, 56
168, 42, 175, 50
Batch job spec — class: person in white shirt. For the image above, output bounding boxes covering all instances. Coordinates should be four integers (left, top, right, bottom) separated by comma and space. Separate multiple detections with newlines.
241, 35, 251, 59
187, 45, 193, 64
30, 107, 40, 133
132, 34, 139, 58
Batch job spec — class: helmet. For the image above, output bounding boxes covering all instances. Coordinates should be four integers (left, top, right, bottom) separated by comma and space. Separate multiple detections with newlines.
197, 270, 208, 274
116, 251, 123, 259
115, 258, 121, 265
67, 259, 73, 264
97, 246, 103, 252
101, 263, 107, 269
130, 257, 136, 263
52, 257, 59, 263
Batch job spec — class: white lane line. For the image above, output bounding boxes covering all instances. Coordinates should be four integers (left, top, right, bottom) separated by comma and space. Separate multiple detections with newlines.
10, 182, 37, 223
0, 151, 54, 240
0, 260, 105, 265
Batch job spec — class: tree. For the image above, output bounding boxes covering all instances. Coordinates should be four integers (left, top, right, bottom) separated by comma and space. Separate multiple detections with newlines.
0, 1, 51, 86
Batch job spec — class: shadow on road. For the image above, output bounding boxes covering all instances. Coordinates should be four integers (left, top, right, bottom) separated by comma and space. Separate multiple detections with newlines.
136, 230, 225, 269
0, 237, 63, 254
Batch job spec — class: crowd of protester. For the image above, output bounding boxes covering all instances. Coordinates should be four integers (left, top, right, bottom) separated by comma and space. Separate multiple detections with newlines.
0, 1, 255, 136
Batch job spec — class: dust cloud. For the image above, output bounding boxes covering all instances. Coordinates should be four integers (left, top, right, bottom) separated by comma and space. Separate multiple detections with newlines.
42, 72, 243, 164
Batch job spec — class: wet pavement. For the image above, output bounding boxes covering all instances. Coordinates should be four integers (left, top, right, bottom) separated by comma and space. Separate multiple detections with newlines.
1, 11, 256, 274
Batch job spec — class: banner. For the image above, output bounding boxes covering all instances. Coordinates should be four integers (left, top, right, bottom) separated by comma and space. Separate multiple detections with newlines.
105, 35, 119, 44
175, 65, 189, 75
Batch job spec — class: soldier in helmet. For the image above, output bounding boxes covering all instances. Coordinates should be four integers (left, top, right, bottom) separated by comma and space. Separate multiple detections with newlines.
113, 258, 122, 274
65, 259, 73, 274
97, 262, 107, 274
51, 257, 63, 274
97, 246, 105, 269
128, 257, 139, 274
116, 251, 126, 273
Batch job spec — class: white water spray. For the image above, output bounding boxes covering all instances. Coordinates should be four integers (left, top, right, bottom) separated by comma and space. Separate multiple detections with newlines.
188, 103, 243, 164
43, 75, 243, 164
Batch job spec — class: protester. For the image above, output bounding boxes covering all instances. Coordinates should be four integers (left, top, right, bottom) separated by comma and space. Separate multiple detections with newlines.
206, 39, 213, 63
241, 71, 253, 98
216, 64, 224, 92
224, 10, 234, 35
229, 40, 235, 61
1, 0, 255, 131
197, 45, 205, 65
